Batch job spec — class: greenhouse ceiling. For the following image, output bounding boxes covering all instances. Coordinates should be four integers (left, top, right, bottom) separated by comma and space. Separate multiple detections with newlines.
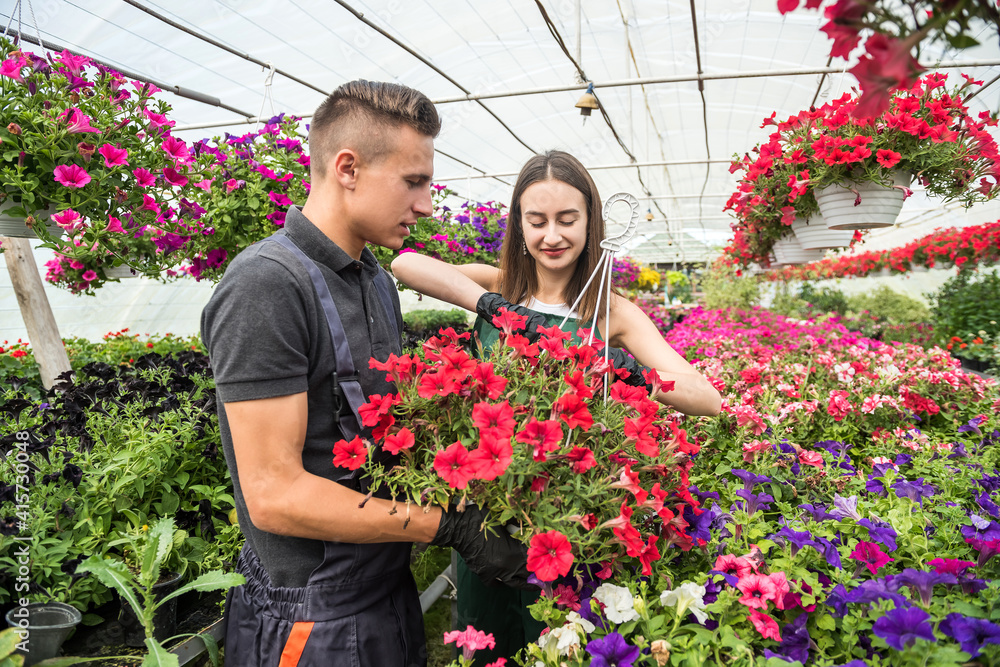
5, 0, 1000, 263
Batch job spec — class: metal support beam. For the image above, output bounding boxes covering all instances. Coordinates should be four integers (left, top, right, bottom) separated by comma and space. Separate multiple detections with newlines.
171, 59, 1000, 133
437, 159, 732, 181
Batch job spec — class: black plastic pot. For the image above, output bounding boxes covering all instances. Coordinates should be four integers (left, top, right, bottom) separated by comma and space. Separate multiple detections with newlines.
119, 571, 184, 648
958, 356, 990, 373
5, 601, 82, 666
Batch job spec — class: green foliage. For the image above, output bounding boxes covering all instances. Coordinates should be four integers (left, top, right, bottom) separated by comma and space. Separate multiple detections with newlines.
928, 269, 1000, 345
701, 263, 760, 310
847, 285, 930, 325
403, 309, 471, 336
0, 352, 239, 614
798, 283, 849, 316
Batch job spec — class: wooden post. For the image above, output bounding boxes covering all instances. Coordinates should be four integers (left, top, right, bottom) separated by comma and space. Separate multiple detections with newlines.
1, 236, 72, 388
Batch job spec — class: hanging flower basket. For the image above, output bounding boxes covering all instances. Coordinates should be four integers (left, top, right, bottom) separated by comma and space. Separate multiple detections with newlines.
790, 215, 854, 250
0, 199, 61, 240
104, 263, 139, 279
815, 171, 912, 231
772, 236, 825, 265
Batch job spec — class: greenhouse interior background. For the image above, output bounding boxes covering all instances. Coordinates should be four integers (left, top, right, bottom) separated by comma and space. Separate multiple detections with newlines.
2, 0, 1000, 666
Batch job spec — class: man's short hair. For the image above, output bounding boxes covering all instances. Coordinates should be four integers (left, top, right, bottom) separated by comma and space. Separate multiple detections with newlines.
309, 80, 440, 178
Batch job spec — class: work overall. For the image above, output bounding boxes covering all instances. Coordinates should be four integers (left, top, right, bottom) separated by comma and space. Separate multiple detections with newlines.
224, 234, 425, 667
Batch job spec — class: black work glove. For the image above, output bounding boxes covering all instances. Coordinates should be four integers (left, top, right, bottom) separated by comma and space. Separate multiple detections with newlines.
605, 346, 654, 391
476, 293, 547, 343
431, 504, 533, 590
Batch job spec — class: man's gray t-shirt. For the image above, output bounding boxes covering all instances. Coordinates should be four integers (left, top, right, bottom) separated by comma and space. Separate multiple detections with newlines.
200, 206, 403, 587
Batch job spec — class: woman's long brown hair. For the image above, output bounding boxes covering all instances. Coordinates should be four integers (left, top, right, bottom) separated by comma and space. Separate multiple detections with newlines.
498, 151, 608, 326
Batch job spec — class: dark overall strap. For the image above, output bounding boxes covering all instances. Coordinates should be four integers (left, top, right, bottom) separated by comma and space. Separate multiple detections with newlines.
266, 235, 367, 480
372, 269, 400, 341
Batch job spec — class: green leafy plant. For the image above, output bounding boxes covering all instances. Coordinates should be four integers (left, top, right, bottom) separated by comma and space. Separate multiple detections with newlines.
403, 309, 470, 336
76, 517, 244, 667
928, 269, 1000, 348
701, 261, 760, 311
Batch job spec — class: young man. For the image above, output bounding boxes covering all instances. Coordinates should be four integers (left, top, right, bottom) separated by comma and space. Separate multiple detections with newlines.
201, 80, 529, 667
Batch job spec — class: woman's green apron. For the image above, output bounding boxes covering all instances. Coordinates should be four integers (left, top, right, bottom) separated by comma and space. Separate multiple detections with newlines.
458, 309, 597, 666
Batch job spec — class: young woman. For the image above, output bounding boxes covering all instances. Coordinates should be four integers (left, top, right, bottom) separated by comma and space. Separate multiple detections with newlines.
392, 150, 721, 664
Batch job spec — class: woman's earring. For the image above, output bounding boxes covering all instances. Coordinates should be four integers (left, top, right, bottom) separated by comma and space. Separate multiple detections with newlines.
522, 241, 527, 256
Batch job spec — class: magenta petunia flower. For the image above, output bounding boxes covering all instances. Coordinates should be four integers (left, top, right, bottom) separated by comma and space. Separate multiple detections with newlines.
0, 56, 26, 82
54, 164, 91, 188
132, 168, 156, 187
160, 136, 190, 162
105, 216, 124, 233
56, 49, 90, 76
268, 191, 293, 207
849, 541, 894, 576
927, 558, 976, 575
162, 167, 189, 187
81, 270, 98, 282
62, 108, 102, 133
98, 143, 129, 168
443, 626, 495, 662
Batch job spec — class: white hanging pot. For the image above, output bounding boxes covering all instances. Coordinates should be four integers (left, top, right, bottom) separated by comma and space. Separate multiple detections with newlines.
772, 236, 826, 265
815, 171, 911, 231
105, 264, 139, 278
790, 215, 854, 250
0, 198, 61, 239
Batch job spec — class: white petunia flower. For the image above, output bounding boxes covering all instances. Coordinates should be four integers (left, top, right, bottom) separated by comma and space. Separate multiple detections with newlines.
592, 583, 640, 624
659, 581, 709, 623
566, 611, 596, 634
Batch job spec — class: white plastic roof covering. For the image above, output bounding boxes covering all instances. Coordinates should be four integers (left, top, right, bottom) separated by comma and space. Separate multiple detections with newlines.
4, 0, 1000, 264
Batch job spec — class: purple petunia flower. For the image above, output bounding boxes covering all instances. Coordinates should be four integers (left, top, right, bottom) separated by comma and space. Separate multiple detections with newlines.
830, 494, 862, 521
826, 583, 849, 617
938, 613, 1000, 657
873, 606, 937, 651
976, 492, 1000, 518
774, 526, 815, 556
766, 612, 811, 663
684, 503, 713, 543
858, 518, 898, 552
958, 416, 984, 437
893, 453, 912, 467
585, 632, 641, 667
891, 478, 936, 505
894, 569, 957, 605
799, 503, 835, 522
735, 489, 774, 517
731, 468, 771, 490
964, 538, 1000, 568
872, 462, 897, 478
689, 485, 720, 504
961, 516, 1000, 542
813, 536, 843, 569
948, 442, 971, 459
865, 477, 888, 497
845, 578, 906, 607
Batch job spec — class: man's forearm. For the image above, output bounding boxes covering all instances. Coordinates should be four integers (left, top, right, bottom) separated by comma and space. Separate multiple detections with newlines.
250, 469, 442, 544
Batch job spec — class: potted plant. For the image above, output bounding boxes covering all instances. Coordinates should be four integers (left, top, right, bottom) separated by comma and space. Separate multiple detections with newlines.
0, 38, 213, 292
765, 72, 999, 231
358, 316, 699, 583
76, 516, 244, 664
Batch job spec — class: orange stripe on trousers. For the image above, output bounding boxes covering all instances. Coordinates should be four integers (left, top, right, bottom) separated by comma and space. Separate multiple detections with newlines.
277, 621, 315, 667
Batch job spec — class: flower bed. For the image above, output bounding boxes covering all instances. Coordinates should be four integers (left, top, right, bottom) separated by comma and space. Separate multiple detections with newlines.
504, 307, 1000, 666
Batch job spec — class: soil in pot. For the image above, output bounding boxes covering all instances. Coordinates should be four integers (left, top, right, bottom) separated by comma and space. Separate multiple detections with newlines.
118, 571, 184, 648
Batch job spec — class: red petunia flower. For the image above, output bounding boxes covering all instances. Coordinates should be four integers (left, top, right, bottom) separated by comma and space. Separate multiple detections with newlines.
515, 417, 564, 461
332, 435, 367, 470
472, 362, 507, 400
638, 535, 660, 575
433, 441, 477, 489
382, 427, 415, 455
491, 308, 527, 336
876, 148, 902, 168
417, 370, 460, 399
565, 446, 597, 473
358, 393, 398, 427
527, 530, 574, 582
553, 392, 594, 430
472, 400, 516, 440
468, 435, 513, 481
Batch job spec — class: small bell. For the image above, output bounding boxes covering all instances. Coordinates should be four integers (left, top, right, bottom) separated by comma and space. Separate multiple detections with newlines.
575, 83, 599, 125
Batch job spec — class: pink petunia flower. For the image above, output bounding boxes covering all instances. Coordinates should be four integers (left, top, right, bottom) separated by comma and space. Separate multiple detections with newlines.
748, 609, 781, 641
0, 56, 27, 82
105, 216, 124, 233
737, 573, 778, 610
51, 209, 82, 230
82, 270, 98, 282
54, 164, 91, 188
160, 136, 191, 162
62, 108, 102, 134
98, 143, 129, 168
268, 191, 293, 207
443, 626, 496, 661
133, 168, 156, 187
